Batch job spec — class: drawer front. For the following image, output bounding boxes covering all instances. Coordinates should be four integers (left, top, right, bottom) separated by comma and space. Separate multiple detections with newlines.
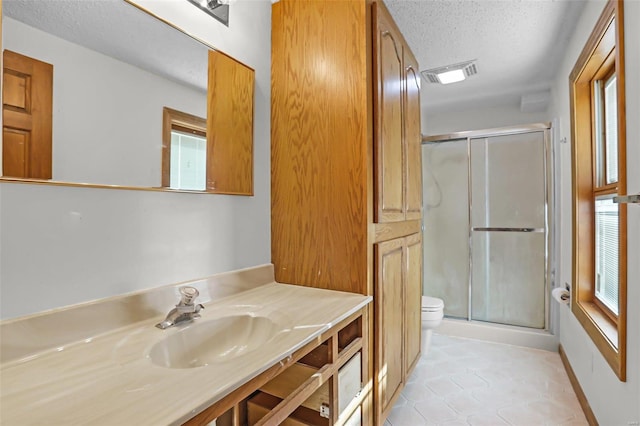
338, 352, 362, 415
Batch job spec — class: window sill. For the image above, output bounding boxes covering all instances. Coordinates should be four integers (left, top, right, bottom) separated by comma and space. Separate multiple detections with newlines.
581, 302, 618, 346
571, 298, 625, 380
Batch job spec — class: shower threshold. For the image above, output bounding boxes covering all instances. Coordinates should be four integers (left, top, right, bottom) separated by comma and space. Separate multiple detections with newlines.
436, 317, 558, 352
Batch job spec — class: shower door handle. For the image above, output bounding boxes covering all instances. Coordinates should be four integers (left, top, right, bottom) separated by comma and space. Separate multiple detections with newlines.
472, 227, 544, 233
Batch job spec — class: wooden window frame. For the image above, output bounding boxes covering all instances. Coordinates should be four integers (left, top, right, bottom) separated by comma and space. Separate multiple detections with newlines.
591, 63, 618, 324
569, 0, 627, 381
161, 107, 207, 189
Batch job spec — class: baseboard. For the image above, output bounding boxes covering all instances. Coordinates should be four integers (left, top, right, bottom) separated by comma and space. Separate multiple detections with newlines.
558, 344, 598, 426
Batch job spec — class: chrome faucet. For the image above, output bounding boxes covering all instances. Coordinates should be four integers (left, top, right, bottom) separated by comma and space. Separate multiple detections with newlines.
155, 286, 205, 329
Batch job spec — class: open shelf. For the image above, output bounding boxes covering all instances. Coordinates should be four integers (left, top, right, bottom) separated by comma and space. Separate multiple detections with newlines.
248, 392, 328, 426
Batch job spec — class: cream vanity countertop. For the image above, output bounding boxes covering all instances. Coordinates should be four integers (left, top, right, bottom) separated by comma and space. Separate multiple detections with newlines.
0, 282, 371, 425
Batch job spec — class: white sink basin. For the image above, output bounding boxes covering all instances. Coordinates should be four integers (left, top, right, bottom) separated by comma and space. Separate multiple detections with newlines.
148, 314, 283, 369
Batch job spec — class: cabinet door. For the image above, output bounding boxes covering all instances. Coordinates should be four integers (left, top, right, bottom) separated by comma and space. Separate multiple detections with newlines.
403, 49, 422, 221
374, 238, 404, 418
404, 233, 422, 375
373, 3, 404, 223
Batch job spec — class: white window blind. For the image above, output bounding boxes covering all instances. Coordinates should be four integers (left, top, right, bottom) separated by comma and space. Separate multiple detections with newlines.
595, 197, 619, 315
170, 131, 207, 191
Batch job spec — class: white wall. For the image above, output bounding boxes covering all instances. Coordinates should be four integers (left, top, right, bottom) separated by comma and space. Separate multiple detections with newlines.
423, 103, 549, 136
0, 0, 273, 320
4, 17, 207, 187
548, 0, 640, 423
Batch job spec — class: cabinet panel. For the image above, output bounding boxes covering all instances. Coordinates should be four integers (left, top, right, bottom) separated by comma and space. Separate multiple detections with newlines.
271, 0, 370, 293
404, 233, 422, 375
373, 6, 404, 223
403, 49, 422, 221
338, 352, 362, 416
374, 238, 404, 417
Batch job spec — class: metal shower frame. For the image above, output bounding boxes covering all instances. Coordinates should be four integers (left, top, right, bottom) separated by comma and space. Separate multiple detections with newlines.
422, 122, 554, 331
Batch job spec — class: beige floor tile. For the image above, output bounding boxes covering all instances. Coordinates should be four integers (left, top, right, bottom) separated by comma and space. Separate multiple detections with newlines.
466, 412, 511, 426
388, 404, 430, 426
386, 333, 588, 426
413, 398, 459, 423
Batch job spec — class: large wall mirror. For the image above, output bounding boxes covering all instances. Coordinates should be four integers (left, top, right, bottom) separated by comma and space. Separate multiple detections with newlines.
1, 0, 254, 195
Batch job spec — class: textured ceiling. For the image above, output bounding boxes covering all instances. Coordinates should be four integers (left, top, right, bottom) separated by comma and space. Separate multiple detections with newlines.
383, 0, 586, 113
5, 0, 585, 115
3, 0, 209, 94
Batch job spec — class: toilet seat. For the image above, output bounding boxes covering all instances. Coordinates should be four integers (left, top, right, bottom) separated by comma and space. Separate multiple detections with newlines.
422, 296, 444, 312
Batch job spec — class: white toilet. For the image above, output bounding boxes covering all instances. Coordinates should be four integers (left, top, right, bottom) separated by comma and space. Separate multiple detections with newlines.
421, 296, 444, 354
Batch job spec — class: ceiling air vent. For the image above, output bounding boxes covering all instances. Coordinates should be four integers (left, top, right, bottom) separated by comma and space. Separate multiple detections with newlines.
421, 59, 478, 85
464, 62, 477, 77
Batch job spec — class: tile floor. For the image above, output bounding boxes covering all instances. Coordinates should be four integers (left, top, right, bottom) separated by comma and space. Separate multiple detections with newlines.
385, 332, 588, 426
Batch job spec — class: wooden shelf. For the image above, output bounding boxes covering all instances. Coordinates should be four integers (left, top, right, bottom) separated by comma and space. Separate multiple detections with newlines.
259, 363, 329, 413
248, 393, 328, 426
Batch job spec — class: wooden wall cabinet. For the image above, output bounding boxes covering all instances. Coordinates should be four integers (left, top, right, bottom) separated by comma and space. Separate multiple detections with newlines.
271, 1, 423, 424
372, 7, 423, 223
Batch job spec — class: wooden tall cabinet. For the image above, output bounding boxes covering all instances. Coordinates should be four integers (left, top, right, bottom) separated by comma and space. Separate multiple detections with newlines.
271, 1, 422, 424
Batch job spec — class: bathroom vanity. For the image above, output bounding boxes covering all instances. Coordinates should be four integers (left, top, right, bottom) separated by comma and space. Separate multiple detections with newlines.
0, 265, 371, 425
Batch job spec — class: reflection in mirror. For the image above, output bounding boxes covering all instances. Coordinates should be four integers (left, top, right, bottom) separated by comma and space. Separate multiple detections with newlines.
206, 50, 254, 195
1, 0, 254, 195
2, 0, 207, 187
3, 49, 53, 180
162, 107, 207, 191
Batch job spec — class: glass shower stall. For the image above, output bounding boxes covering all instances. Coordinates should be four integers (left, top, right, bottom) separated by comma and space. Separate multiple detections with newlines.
422, 123, 553, 329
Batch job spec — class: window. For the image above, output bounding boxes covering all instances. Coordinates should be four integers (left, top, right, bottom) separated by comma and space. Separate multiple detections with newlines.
162, 107, 207, 191
592, 67, 619, 320
570, 0, 626, 381
595, 196, 618, 315
169, 128, 207, 191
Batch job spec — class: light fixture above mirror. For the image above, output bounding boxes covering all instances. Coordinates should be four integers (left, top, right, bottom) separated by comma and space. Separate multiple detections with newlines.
186, 0, 230, 26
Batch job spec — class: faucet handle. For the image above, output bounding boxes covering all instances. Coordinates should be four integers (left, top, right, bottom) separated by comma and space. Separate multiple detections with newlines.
192, 304, 205, 319
179, 286, 199, 305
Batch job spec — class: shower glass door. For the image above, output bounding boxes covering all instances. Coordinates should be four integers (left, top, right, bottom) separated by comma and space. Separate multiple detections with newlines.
422, 139, 469, 319
469, 132, 546, 328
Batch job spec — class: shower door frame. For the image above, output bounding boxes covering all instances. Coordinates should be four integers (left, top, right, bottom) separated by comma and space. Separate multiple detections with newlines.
422, 122, 554, 331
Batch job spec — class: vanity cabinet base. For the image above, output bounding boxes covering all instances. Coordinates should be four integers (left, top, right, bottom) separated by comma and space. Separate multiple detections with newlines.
184, 308, 369, 426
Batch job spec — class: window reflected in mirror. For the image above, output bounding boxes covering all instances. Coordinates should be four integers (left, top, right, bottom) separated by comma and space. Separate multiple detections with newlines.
162, 107, 207, 191
170, 132, 206, 191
